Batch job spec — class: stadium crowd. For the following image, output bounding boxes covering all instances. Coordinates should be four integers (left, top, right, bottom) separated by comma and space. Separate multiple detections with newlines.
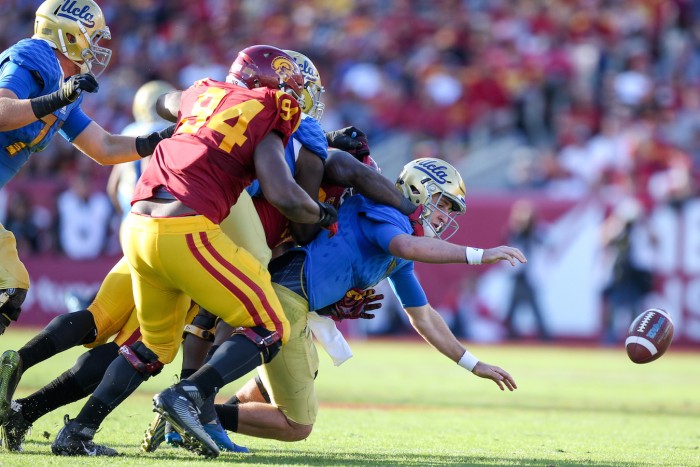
1, 0, 699, 256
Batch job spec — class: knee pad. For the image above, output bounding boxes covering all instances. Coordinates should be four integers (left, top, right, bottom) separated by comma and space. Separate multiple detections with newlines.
45, 309, 98, 346
183, 309, 218, 342
231, 326, 281, 364
118, 341, 163, 379
0, 288, 27, 334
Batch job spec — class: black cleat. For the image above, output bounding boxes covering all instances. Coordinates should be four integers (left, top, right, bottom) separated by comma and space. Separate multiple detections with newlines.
0, 401, 31, 452
0, 350, 22, 425
51, 415, 118, 456
152, 384, 219, 458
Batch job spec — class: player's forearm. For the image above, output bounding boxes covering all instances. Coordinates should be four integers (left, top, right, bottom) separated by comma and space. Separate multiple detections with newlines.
389, 234, 467, 264
324, 150, 415, 215
405, 305, 466, 362
74, 129, 141, 165
0, 96, 41, 131
351, 170, 414, 214
269, 187, 324, 225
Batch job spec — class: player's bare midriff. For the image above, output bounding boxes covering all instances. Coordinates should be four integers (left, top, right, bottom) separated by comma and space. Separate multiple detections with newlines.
132, 198, 199, 217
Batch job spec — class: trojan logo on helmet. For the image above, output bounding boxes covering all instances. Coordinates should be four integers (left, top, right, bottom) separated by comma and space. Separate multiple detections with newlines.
226, 45, 306, 109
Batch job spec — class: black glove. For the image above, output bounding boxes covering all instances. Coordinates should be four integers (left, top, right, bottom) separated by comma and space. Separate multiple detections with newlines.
325, 126, 370, 159
316, 201, 338, 228
30, 73, 99, 119
135, 124, 176, 158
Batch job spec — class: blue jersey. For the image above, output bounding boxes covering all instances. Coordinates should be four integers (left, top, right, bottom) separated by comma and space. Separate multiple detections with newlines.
0, 39, 92, 188
302, 195, 428, 310
246, 114, 327, 197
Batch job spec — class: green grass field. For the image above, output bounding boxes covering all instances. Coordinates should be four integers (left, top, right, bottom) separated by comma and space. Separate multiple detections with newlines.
0, 328, 698, 466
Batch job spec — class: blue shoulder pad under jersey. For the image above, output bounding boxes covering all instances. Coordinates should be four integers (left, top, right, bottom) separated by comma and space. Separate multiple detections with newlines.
247, 115, 328, 197
293, 114, 328, 160
303, 194, 418, 310
0, 39, 62, 97
0, 39, 88, 188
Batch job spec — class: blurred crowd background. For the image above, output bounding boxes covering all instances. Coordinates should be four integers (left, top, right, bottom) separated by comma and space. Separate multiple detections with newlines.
2, 0, 700, 344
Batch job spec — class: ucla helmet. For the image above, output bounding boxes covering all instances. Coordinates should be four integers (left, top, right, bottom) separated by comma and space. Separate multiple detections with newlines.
132, 80, 176, 123
227, 45, 305, 108
396, 158, 466, 240
284, 50, 325, 120
33, 0, 112, 77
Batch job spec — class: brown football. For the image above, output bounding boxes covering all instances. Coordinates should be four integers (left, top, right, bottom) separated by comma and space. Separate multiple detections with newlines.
625, 308, 674, 364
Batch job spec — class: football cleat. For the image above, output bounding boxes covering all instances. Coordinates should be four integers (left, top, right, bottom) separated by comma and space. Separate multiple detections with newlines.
0, 350, 22, 425
0, 401, 31, 452
141, 412, 166, 452
204, 419, 249, 453
51, 415, 118, 456
164, 422, 183, 447
152, 385, 219, 458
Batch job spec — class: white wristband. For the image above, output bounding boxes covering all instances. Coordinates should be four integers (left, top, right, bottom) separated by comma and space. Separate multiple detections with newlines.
466, 247, 483, 265
457, 350, 479, 372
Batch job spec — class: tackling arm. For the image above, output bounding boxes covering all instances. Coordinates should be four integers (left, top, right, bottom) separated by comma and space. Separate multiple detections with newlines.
256, 133, 333, 226
323, 150, 415, 215
288, 147, 326, 245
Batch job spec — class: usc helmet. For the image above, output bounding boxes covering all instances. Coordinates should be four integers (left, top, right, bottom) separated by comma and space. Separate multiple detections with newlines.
396, 158, 466, 240
284, 50, 325, 120
227, 45, 305, 108
33, 0, 112, 77
132, 80, 176, 123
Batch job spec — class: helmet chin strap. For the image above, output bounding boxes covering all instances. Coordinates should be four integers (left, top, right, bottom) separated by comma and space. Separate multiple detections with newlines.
225, 76, 249, 88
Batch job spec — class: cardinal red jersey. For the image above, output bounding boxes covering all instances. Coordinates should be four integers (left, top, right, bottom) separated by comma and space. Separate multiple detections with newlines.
253, 182, 348, 251
133, 79, 301, 224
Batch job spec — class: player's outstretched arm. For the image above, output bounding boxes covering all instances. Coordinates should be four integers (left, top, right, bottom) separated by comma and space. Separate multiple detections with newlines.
404, 304, 517, 391
389, 234, 527, 266
72, 121, 175, 165
472, 362, 517, 391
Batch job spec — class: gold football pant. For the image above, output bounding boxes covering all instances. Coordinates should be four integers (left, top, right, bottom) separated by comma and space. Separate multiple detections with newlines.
121, 213, 289, 363
257, 283, 318, 426
87, 191, 271, 352
0, 223, 30, 289
220, 190, 272, 268
87, 256, 198, 348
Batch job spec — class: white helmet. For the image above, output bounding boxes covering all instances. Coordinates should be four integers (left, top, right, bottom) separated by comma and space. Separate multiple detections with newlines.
33, 0, 112, 77
284, 50, 325, 120
396, 158, 466, 240
132, 80, 176, 123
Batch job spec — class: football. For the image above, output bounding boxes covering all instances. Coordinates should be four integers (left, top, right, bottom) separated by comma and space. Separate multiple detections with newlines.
625, 308, 674, 364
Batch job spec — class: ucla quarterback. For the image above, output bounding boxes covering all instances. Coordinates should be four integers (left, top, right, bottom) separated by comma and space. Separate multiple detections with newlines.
0, 0, 174, 338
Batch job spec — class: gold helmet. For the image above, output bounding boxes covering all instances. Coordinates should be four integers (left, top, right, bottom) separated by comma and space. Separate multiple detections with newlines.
284, 50, 325, 120
33, 0, 112, 77
396, 158, 466, 240
132, 80, 176, 123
